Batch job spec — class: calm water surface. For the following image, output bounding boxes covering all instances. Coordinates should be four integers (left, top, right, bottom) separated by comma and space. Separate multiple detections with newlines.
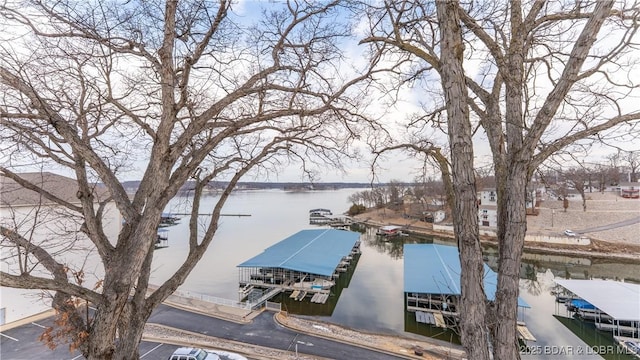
151, 189, 640, 360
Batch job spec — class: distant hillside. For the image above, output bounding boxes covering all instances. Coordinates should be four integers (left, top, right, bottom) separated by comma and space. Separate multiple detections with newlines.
120, 180, 376, 194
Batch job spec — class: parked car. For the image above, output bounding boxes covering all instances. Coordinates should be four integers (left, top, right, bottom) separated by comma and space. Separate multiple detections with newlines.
169, 347, 220, 360
564, 229, 577, 237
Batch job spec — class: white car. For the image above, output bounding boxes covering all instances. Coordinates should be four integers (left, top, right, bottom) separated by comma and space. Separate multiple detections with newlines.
564, 229, 577, 237
169, 347, 220, 360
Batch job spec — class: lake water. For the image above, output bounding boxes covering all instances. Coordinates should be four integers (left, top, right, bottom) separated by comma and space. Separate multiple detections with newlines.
151, 189, 640, 360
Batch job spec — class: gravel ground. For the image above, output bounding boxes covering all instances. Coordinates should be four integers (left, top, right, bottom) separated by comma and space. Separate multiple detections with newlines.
527, 192, 639, 245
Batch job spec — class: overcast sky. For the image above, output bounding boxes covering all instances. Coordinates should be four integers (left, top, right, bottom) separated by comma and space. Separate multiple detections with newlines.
4, 1, 639, 184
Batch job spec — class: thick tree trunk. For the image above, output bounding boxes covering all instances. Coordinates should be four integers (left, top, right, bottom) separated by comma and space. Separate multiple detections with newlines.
436, 2, 489, 359
494, 165, 528, 360
81, 287, 153, 359
114, 328, 144, 360
492, 1, 528, 356
113, 304, 150, 360
433, 148, 456, 213
111, 243, 157, 359
82, 222, 159, 359
86, 297, 124, 359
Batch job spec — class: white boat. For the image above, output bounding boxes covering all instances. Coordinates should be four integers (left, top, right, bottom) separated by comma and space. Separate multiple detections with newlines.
294, 278, 335, 290
614, 336, 640, 358
595, 321, 639, 335
311, 279, 334, 290
309, 208, 335, 224
309, 208, 332, 216
377, 225, 403, 237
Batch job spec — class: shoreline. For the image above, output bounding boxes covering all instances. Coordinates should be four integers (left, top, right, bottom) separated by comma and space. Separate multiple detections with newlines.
353, 201, 640, 263
436, 226, 640, 262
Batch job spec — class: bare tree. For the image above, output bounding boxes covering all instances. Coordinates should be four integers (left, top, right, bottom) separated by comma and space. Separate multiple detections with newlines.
563, 167, 590, 211
598, 155, 623, 190
387, 179, 407, 207
433, 3, 490, 359
349, 188, 377, 208
623, 150, 640, 182
347, 192, 364, 206
607, 150, 624, 183
359, 0, 640, 358
373, 143, 455, 212
0, 1, 381, 358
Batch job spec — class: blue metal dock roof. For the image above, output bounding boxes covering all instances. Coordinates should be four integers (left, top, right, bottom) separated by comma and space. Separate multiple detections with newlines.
237, 229, 360, 277
404, 244, 530, 308
554, 279, 640, 321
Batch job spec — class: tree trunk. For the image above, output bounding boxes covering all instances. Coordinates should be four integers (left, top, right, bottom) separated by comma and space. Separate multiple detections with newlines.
435, 2, 489, 359
81, 291, 153, 360
86, 298, 124, 359
433, 148, 456, 214
494, 165, 528, 360
82, 224, 158, 359
113, 304, 150, 360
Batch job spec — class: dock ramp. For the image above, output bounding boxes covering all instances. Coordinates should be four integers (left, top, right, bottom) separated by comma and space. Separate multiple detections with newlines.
517, 323, 537, 342
249, 287, 282, 310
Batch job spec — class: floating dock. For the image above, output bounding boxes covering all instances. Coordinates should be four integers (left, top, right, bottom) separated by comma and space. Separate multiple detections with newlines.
554, 279, 640, 339
404, 244, 534, 342
237, 229, 361, 305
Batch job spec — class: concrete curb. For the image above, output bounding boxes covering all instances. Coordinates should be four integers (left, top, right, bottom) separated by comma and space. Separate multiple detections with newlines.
273, 312, 463, 360
161, 299, 257, 324
0, 309, 56, 332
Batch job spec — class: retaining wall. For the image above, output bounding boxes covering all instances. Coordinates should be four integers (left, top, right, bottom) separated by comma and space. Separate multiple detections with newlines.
432, 224, 591, 246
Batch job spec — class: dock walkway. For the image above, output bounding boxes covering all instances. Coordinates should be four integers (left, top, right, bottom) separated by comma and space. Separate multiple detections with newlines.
147, 285, 258, 323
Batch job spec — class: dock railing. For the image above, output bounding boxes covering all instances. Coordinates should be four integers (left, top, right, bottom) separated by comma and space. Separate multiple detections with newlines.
170, 288, 253, 310
248, 287, 283, 310
265, 301, 282, 312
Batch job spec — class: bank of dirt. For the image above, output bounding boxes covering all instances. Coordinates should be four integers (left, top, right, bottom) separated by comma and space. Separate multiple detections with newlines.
353, 193, 640, 262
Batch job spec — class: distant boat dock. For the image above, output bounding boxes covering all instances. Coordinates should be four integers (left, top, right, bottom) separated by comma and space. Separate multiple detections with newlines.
170, 213, 252, 217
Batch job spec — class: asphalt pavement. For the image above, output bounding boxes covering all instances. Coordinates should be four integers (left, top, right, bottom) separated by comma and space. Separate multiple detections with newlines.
575, 215, 640, 234
148, 304, 408, 360
0, 304, 409, 360
0, 315, 176, 359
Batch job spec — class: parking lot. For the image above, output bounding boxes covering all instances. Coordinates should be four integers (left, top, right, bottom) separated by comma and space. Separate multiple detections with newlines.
0, 318, 178, 359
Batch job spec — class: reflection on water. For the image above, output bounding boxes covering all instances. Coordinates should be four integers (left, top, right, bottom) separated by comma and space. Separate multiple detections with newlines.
152, 189, 640, 359
524, 263, 543, 296
336, 228, 640, 360
403, 304, 461, 344
553, 316, 637, 360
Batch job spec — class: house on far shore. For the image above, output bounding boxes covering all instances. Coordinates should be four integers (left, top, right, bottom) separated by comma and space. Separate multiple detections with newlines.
477, 188, 498, 227
402, 198, 447, 224
477, 187, 539, 228
0, 172, 119, 325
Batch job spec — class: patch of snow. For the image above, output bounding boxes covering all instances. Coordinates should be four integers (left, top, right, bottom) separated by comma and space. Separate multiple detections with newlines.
207, 350, 248, 360
312, 324, 331, 332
